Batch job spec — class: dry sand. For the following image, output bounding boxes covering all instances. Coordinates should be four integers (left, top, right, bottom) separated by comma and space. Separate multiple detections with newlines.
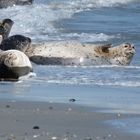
0, 100, 139, 140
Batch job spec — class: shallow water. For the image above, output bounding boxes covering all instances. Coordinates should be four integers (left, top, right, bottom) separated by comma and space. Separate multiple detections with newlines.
0, 0, 140, 135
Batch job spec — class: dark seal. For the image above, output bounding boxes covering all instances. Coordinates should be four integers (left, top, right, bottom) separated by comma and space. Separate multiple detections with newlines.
0, 19, 31, 52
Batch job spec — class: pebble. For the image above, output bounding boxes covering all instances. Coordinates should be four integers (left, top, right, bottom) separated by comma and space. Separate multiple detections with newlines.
51, 136, 57, 140
6, 105, 10, 108
49, 106, 53, 110
108, 134, 112, 138
36, 108, 40, 112
33, 134, 40, 138
33, 126, 40, 130
84, 137, 92, 140
68, 108, 72, 111
117, 113, 121, 117
69, 99, 76, 102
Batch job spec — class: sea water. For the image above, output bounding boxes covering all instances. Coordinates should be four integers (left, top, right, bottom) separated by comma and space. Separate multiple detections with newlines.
0, 0, 140, 135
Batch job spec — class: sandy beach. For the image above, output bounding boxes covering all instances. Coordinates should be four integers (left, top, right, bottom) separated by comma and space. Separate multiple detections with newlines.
0, 100, 139, 140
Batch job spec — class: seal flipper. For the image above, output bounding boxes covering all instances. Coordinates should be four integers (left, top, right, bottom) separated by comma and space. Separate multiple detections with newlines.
100, 44, 112, 53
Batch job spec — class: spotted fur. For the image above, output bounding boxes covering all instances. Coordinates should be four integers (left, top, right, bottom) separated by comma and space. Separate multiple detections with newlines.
25, 41, 135, 65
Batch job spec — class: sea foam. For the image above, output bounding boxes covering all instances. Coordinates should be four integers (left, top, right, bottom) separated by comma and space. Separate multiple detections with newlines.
0, 0, 137, 42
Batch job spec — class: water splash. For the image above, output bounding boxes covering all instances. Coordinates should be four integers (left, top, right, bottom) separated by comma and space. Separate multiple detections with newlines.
18, 72, 36, 82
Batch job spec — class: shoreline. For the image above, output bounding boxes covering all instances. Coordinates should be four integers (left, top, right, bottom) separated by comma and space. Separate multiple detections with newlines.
0, 100, 140, 140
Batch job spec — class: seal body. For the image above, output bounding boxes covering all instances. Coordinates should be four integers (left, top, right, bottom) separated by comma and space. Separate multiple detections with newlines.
24, 41, 135, 66
0, 49, 32, 80
0, 0, 33, 8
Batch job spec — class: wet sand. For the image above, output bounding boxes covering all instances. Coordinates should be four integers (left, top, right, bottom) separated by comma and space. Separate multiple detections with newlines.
0, 100, 140, 140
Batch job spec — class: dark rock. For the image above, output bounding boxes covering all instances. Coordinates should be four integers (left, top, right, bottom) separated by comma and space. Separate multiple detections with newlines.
49, 106, 53, 110
6, 105, 10, 108
33, 126, 40, 130
69, 98, 76, 102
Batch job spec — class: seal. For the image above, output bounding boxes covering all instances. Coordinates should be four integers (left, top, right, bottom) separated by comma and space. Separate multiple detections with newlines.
25, 41, 135, 65
0, 49, 33, 81
0, 18, 14, 40
0, 0, 33, 9
0, 19, 32, 52
0, 18, 135, 66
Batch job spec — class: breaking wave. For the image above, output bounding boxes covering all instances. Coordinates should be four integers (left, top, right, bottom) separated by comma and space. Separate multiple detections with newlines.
0, 0, 137, 42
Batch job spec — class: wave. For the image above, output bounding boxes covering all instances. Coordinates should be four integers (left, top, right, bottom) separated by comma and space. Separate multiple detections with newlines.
45, 80, 140, 87
18, 72, 36, 82
31, 32, 118, 42
38, 64, 140, 69
47, 0, 138, 10
0, 0, 137, 42
29, 64, 140, 87
28, 77, 140, 87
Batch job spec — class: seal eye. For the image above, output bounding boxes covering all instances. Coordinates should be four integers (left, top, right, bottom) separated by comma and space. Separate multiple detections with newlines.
124, 45, 128, 48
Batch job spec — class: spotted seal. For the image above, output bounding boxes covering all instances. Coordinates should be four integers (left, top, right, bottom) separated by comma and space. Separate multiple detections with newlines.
0, 0, 33, 9
0, 19, 135, 66
0, 49, 32, 80
25, 42, 135, 65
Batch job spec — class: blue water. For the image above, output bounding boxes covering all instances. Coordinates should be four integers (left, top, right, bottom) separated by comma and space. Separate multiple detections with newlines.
0, 0, 140, 135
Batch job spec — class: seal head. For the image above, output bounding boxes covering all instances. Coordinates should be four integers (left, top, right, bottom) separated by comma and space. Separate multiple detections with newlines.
109, 43, 135, 65
0, 35, 32, 52
0, 18, 31, 52
0, 18, 14, 40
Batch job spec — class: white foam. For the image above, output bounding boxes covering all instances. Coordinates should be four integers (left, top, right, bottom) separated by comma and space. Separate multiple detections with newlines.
45, 79, 140, 87
59, 33, 117, 42
31, 32, 118, 42
0, 0, 136, 42
18, 72, 36, 82
94, 81, 140, 87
